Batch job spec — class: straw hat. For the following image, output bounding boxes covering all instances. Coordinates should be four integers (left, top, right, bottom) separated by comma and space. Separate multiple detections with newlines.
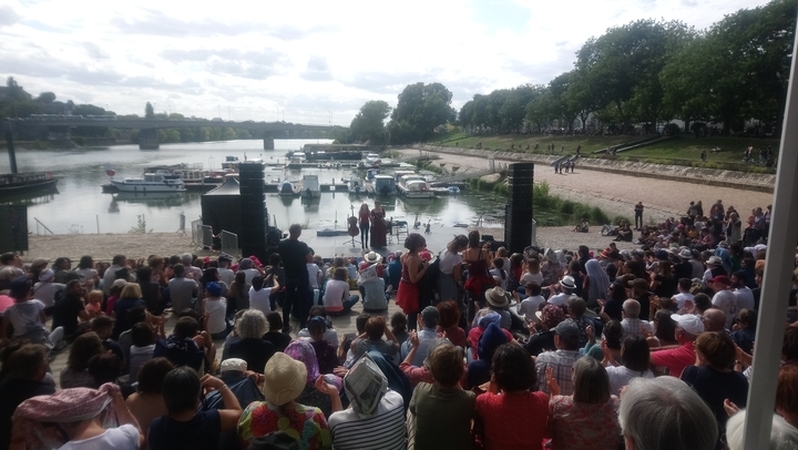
262, 353, 307, 406
485, 286, 511, 309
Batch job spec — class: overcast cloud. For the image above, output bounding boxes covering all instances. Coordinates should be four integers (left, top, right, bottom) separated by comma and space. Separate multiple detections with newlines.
1, 0, 772, 125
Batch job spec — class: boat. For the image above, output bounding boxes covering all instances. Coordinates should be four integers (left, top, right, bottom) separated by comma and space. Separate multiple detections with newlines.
301, 174, 320, 199
278, 180, 300, 197
0, 172, 58, 196
109, 171, 185, 193
221, 156, 241, 170
448, 186, 461, 194
316, 227, 351, 237
286, 153, 306, 170
373, 174, 396, 196
365, 153, 381, 167
397, 174, 434, 199
348, 178, 366, 195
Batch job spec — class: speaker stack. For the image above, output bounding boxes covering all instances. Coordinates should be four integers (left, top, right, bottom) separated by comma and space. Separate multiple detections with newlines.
238, 161, 267, 260
505, 162, 534, 252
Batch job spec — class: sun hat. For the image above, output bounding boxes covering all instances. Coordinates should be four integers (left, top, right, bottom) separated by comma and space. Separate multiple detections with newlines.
220, 358, 247, 373
262, 352, 307, 406
559, 275, 576, 290
679, 248, 693, 259
38, 269, 54, 282
707, 256, 723, 266
111, 279, 128, 289
343, 355, 388, 417
671, 313, 705, 335
485, 286, 511, 309
205, 281, 222, 297
364, 251, 381, 264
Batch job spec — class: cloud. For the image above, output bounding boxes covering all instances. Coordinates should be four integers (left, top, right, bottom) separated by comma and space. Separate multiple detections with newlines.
162, 47, 288, 80
83, 42, 109, 60
301, 56, 332, 81
0, 5, 21, 28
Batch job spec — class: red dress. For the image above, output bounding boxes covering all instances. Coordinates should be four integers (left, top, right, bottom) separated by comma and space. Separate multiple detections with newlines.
396, 262, 419, 315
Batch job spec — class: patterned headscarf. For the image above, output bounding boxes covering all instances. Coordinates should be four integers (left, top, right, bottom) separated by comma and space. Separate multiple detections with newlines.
541, 304, 566, 330
284, 339, 320, 385
13, 383, 121, 450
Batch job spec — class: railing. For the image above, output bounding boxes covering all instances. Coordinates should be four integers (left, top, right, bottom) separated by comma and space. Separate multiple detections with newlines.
531, 219, 537, 247
202, 225, 214, 250
33, 217, 54, 235
190, 219, 203, 248
220, 230, 240, 258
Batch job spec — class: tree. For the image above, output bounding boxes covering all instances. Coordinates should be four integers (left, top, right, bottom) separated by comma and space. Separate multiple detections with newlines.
145, 102, 154, 119
388, 82, 456, 143
35, 92, 56, 104
349, 100, 391, 144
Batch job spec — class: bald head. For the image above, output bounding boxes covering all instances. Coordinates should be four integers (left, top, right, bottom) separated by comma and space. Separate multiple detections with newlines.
623, 299, 641, 319
702, 309, 727, 332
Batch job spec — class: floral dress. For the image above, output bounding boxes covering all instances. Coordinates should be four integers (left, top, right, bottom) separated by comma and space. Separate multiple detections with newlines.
548, 395, 621, 450
237, 401, 331, 450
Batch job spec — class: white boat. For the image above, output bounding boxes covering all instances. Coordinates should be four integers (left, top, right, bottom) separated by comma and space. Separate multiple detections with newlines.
373, 174, 396, 196
301, 174, 320, 198
348, 178, 366, 195
110, 172, 185, 193
447, 186, 461, 194
365, 153, 381, 167
278, 180, 300, 197
397, 174, 434, 199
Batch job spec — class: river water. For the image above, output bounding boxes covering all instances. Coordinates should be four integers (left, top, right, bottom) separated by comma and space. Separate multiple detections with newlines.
1, 139, 507, 235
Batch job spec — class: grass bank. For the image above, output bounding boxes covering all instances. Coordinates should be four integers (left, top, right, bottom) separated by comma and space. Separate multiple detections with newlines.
467, 177, 629, 227
430, 132, 779, 173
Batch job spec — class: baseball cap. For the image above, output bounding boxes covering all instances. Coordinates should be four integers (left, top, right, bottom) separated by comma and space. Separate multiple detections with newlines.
709, 275, 730, 285
553, 320, 580, 343
671, 313, 705, 335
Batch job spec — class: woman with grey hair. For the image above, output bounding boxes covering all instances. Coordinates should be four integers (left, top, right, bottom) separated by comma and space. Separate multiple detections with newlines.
619, 376, 717, 450
546, 356, 621, 449
224, 309, 275, 373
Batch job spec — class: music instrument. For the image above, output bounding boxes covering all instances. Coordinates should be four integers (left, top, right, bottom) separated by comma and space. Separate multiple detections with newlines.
348, 205, 359, 237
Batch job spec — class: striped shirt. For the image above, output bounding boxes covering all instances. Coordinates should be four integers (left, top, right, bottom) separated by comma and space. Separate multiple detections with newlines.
536, 349, 580, 395
328, 390, 406, 450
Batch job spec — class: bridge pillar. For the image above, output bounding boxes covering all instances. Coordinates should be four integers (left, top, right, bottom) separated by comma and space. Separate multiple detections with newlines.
263, 133, 274, 150
139, 128, 159, 150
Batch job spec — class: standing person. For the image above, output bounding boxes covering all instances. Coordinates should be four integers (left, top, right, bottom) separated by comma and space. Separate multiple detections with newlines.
278, 224, 313, 332
438, 235, 468, 306
358, 203, 370, 249
634, 202, 644, 230
396, 233, 430, 330
370, 201, 388, 249
463, 230, 493, 323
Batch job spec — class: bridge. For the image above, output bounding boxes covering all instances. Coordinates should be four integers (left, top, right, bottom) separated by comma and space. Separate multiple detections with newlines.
3, 117, 341, 150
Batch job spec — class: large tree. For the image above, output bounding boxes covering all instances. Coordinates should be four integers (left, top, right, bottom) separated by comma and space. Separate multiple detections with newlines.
388, 82, 456, 143
350, 100, 391, 144
145, 102, 155, 119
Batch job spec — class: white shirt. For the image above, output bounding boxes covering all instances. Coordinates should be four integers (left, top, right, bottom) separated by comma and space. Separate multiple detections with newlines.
518, 295, 545, 322
438, 249, 463, 275
307, 263, 321, 289
734, 286, 755, 311
605, 365, 655, 395
240, 268, 260, 286
218, 267, 235, 286
323, 279, 350, 312
58, 424, 140, 450
32, 281, 65, 308
521, 272, 544, 286
2, 300, 46, 337
248, 286, 273, 316
489, 268, 509, 290
712, 289, 738, 328
203, 297, 227, 334
548, 293, 570, 306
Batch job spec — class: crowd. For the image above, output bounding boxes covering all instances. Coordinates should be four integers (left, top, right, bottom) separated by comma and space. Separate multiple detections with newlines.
0, 196, 797, 449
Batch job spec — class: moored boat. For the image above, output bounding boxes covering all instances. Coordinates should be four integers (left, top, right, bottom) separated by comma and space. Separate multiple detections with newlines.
301, 174, 320, 198
397, 174, 434, 199
0, 172, 58, 196
109, 172, 185, 193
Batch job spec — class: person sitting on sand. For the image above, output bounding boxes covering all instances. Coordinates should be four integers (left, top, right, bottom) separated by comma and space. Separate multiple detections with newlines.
615, 221, 633, 242
574, 218, 589, 233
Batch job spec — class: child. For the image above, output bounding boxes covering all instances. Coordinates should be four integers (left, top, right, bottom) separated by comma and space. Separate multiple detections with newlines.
84, 289, 104, 319
148, 367, 242, 450
307, 316, 340, 374
0, 276, 63, 350
520, 258, 543, 287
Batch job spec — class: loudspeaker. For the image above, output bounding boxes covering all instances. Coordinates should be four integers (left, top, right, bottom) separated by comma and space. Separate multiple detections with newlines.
238, 162, 268, 261
0, 206, 28, 253
504, 163, 534, 252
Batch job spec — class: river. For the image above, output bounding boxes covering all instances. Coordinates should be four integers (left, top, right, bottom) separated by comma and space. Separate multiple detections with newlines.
1, 139, 507, 235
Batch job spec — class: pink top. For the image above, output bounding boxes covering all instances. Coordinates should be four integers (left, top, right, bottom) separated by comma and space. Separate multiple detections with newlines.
548, 395, 621, 450
105, 296, 117, 316
477, 390, 548, 450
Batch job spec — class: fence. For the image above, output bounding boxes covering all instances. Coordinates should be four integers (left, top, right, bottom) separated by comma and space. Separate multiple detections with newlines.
220, 230, 241, 258
191, 219, 214, 250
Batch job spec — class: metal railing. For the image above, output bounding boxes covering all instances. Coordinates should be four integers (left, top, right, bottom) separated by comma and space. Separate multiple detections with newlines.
190, 219, 203, 248
220, 230, 240, 258
33, 217, 54, 235
202, 225, 214, 250
531, 219, 537, 247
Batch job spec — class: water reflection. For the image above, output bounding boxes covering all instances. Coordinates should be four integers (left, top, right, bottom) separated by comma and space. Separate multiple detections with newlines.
112, 192, 192, 208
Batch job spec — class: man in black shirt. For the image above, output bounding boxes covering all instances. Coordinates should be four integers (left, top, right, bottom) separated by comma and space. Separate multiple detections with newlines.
51, 279, 88, 341
277, 224, 312, 332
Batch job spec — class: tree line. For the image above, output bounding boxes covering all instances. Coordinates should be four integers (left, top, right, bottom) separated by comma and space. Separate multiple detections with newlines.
348, 0, 796, 144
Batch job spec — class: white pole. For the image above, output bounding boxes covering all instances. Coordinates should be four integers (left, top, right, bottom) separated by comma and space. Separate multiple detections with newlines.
742, 16, 798, 448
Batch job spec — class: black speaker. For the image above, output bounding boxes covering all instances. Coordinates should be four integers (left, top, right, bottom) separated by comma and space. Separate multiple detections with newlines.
238, 162, 268, 261
0, 205, 28, 253
504, 163, 534, 252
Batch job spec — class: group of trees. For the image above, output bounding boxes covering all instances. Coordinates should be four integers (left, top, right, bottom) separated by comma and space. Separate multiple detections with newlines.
458, 0, 796, 136
347, 82, 456, 145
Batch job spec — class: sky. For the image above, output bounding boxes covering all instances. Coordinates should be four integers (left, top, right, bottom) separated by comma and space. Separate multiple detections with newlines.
0, 0, 773, 126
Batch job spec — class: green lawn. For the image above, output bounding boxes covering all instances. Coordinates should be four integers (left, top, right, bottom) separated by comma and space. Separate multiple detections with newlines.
430, 132, 779, 173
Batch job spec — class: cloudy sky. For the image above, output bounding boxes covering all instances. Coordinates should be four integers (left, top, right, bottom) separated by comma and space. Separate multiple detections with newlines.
1, 0, 771, 126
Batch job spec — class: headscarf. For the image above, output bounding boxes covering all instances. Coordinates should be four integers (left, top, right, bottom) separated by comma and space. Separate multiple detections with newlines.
284, 339, 319, 385
477, 311, 501, 329
477, 323, 508, 361
540, 304, 566, 330
13, 383, 120, 450
585, 259, 611, 305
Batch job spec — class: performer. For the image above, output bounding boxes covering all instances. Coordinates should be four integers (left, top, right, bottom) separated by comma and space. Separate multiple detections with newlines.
370, 201, 388, 248
358, 203, 370, 248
